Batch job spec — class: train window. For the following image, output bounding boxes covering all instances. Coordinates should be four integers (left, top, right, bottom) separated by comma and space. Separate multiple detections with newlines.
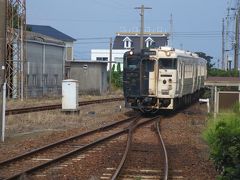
127, 59, 139, 69
159, 58, 177, 69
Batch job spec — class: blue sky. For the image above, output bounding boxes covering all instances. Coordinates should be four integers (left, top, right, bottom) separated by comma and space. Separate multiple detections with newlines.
27, 0, 230, 65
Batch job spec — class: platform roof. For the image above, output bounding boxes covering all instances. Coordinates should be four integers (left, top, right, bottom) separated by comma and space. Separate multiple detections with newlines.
205, 77, 240, 87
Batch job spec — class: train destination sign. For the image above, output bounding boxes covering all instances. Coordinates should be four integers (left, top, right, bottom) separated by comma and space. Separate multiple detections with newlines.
143, 51, 156, 56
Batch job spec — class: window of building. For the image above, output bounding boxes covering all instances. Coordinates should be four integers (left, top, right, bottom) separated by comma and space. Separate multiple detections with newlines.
66, 47, 73, 61
26, 74, 30, 86
32, 74, 37, 87
114, 57, 123, 63
145, 37, 154, 48
96, 57, 108, 61
54, 74, 58, 85
43, 74, 48, 86
123, 37, 132, 49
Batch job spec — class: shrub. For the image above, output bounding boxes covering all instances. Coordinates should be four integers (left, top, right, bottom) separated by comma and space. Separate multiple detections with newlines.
108, 63, 123, 89
203, 111, 240, 179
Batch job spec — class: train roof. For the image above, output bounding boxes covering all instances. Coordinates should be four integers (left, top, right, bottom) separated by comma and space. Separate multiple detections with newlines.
157, 46, 200, 58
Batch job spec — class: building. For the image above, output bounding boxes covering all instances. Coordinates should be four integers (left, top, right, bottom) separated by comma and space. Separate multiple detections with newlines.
65, 61, 108, 95
205, 77, 240, 117
91, 32, 169, 70
27, 24, 76, 61
25, 31, 66, 97
22, 25, 77, 97
91, 49, 126, 71
113, 32, 169, 50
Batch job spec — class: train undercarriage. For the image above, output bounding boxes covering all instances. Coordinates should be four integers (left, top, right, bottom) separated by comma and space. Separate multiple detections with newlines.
125, 89, 203, 114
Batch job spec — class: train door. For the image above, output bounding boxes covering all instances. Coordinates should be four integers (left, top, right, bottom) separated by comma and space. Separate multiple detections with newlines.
176, 60, 181, 94
192, 64, 196, 93
123, 54, 141, 97
195, 64, 198, 91
199, 64, 202, 87
180, 62, 185, 96
140, 59, 156, 96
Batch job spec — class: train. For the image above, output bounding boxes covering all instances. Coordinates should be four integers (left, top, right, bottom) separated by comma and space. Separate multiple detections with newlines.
123, 46, 207, 113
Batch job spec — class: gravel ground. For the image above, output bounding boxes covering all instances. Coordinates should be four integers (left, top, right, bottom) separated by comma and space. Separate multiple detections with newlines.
0, 96, 218, 179
6, 94, 122, 109
0, 94, 130, 162
161, 103, 218, 179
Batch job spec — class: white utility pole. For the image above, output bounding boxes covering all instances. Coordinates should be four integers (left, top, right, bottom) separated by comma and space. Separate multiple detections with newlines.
109, 37, 112, 93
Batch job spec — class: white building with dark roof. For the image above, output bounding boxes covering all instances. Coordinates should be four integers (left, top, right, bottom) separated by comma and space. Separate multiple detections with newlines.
113, 32, 169, 50
91, 32, 169, 71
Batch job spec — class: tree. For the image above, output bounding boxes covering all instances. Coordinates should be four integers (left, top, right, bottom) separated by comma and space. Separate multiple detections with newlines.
109, 63, 122, 88
195, 52, 214, 71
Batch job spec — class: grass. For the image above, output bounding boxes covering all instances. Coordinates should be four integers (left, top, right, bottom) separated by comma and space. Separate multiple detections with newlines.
6, 94, 123, 109
5, 100, 126, 138
203, 110, 240, 179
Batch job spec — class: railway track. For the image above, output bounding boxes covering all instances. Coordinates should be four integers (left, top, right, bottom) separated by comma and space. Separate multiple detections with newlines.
0, 115, 138, 180
0, 114, 165, 179
156, 120, 168, 180
6, 97, 124, 115
108, 116, 169, 180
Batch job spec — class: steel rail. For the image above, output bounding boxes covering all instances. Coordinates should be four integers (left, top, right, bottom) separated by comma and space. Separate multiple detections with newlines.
111, 115, 161, 180
5, 115, 142, 180
6, 97, 124, 115
156, 120, 168, 180
111, 121, 136, 180
0, 115, 139, 167
5, 129, 127, 180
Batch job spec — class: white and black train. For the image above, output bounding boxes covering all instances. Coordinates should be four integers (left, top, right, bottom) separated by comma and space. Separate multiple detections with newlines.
123, 47, 207, 113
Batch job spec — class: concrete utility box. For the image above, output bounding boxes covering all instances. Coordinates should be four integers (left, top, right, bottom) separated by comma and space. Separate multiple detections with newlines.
62, 79, 79, 111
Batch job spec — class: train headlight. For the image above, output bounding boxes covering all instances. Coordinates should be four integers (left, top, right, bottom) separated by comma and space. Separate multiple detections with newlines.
166, 51, 171, 56
163, 79, 167, 84
129, 51, 133, 55
168, 79, 172, 83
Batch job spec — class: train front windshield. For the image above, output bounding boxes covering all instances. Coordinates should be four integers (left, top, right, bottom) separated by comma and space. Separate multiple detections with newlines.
125, 56, 141, 70
159, 58, 177, 69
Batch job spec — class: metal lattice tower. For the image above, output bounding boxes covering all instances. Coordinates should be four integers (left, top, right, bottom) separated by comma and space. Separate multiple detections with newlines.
6, 0, 26, 99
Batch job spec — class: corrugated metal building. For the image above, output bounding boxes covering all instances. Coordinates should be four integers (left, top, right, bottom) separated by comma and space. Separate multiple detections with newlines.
27, 24, 76, 61
26, 31, 66, 97
24, 25, 76, 97
65, 61, 108, 95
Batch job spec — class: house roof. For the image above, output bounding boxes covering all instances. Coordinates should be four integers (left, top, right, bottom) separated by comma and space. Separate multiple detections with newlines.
69, 60, 109, 63
26, 30, 65, 46
113, 35, 168, 50
27, 24, 76, 42
205, 76, 240, 87
116, 32, 169, 37
65, 60, 109, 68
